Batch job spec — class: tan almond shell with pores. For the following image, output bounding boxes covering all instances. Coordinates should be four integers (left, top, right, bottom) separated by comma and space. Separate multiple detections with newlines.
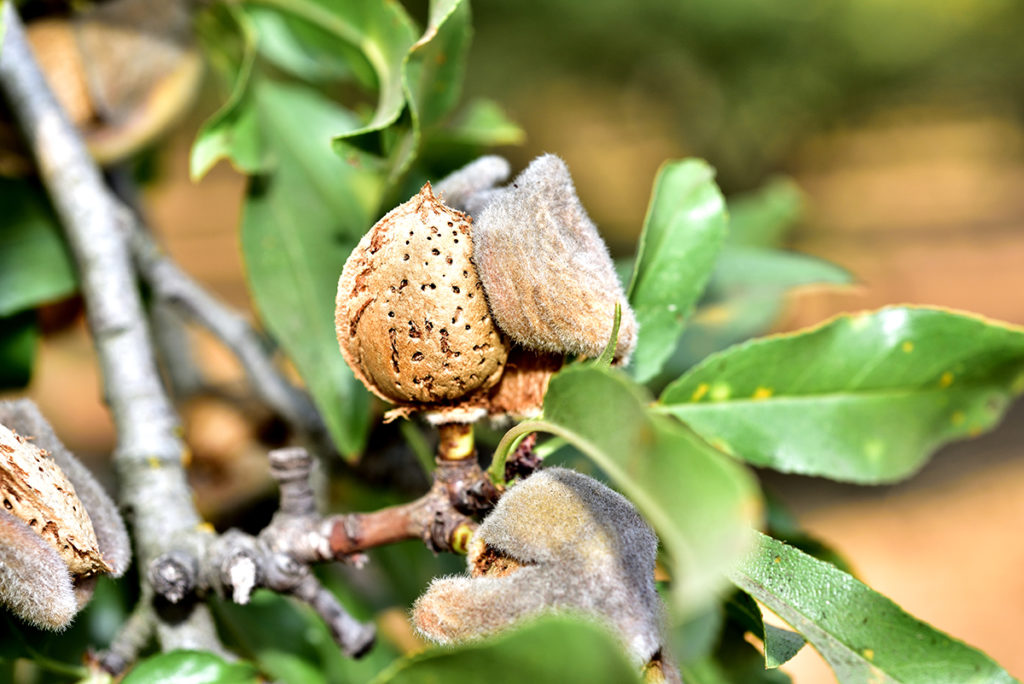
336, 184, 510, 406
0, 423, 111, 576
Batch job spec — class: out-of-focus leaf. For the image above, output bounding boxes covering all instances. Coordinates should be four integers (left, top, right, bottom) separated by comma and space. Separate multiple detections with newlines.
213, 590, 400, 684
663, 295, 783, 378
373, 616, 641, 684
241, 79, 383, 458
726, 177, 803, 248
732, 533, 1019, 684
661, 248, 850, 377
244, 6, 371, 85
191, 5, 264, 180
681, 623, 793, 684
121, 650, 259, 683
668, 599, 723, 665
263, 0, 419, 146
433, 98, 526, 148
496, 366, 761, 613
257, 651, 326, 684
0, 179, 76, 316
660, 307, 1024, 483
627, 160, 728, 383
712, 247, 851, 295
0, 312, 36, 390
403, 0, 471, 132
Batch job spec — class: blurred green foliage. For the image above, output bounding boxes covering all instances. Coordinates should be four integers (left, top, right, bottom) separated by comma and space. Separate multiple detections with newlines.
468, 0, 1024, 190
2, 1, 1023, 683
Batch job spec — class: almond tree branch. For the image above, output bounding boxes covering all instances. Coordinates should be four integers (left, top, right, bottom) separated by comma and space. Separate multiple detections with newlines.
123, 214, 330, 449
148, 446, 499, 655
0, 3, 223, 656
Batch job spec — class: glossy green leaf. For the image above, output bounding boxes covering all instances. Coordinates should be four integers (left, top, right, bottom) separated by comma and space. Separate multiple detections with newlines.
0, 312, 37, 390
0, 178, 76, 316
732, 533, 1019, 684
764, 490, 854, 573
191, 5, 264, 180
122, 650, 259, 684
495, 366, 761, 612
627, 160, 728, 383
373, 616, 641, 684
660, 307, 1024, 483
241, 79, 383, 458
726, 177, 803, 248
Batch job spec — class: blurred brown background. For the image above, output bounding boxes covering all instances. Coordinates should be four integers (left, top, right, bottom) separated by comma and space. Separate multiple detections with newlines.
10, 0, 1024, 680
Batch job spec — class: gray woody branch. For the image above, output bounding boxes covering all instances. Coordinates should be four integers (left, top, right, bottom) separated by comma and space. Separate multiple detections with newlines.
0, 2, 224, 658
147, 446, 498, 655
123, 213, 330, 448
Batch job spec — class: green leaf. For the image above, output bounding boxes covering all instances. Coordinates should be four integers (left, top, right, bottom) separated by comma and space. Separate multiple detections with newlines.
681, 621, 793, 684
122, 650, 259, 684
727, 177, 803, 248
256, 651, 327, 684
432, 98, 526, 148
725, 591, 806, 670
731, 532, 1019, 684
0, 178, 77, 316
244, 6, 371, 85
0, 310, 37, 391
241, 79, 383, 458
403, 0, 471, 132
660, 248, 851, 376
373, 616, 642, 684
337, 0, 473, 183
191, 5, 264, 180
660, 307, 1024, 483
763, 624, 806, 669
213, 590, 400, 684
665, 295, 785, 376
711, 247, 852, 295
627, 159, 728, 383
495, 366, 761, 613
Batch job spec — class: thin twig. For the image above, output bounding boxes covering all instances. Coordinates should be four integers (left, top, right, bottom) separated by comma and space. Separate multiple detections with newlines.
148, 446, 498, 654
0, 3, 223, 655
122, 211, 330, 449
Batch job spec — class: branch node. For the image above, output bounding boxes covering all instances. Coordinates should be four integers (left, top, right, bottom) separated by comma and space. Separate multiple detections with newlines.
269, 447, 317, 517
149, 550, 198, 604
227, 556, 258, 605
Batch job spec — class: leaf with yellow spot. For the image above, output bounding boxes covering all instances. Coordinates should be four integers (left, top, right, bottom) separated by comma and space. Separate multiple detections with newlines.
733, 533, 1019, 684
659, 306, 1024, 483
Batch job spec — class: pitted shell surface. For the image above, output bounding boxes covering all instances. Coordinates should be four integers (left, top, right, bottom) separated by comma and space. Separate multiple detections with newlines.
336, 184, 510, 405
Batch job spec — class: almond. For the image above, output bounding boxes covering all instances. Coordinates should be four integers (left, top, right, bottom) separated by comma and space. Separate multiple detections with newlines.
0, 423, 110, 577
336, 184, 510, 407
